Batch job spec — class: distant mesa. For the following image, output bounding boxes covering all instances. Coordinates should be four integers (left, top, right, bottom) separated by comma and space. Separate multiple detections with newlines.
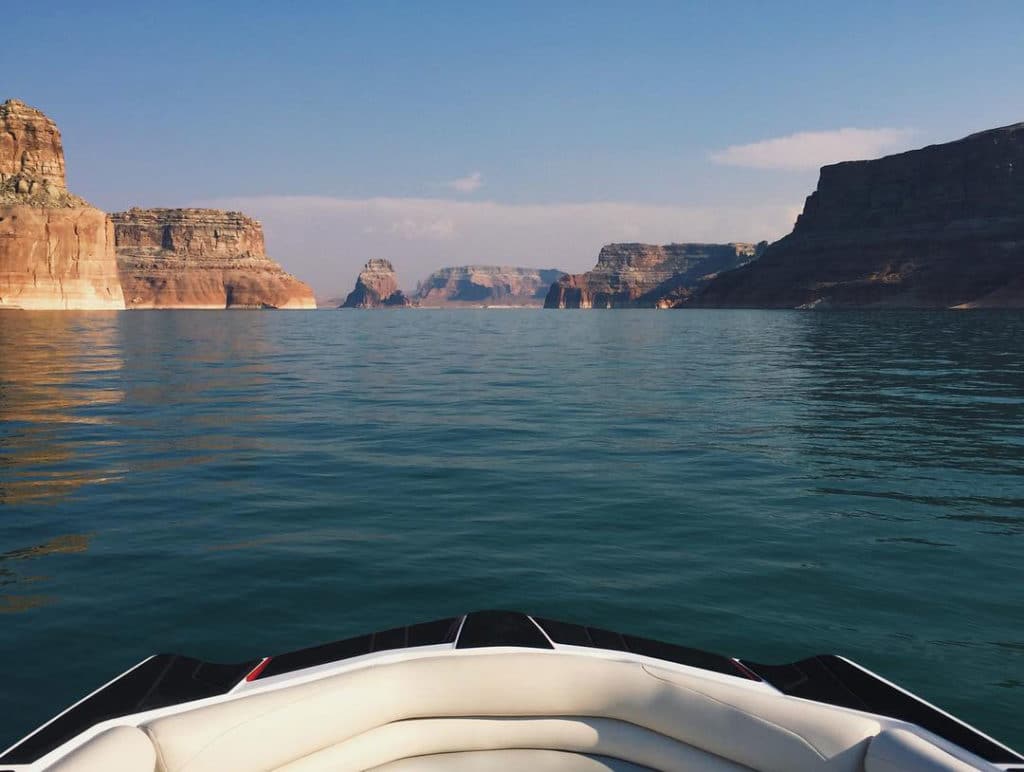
113, 208, 316, 309
545, 243, 762, 309
341, 259, 410, 308
414, 266, 565, 307
0, 99, 125, 310
696, 122, 1024, 308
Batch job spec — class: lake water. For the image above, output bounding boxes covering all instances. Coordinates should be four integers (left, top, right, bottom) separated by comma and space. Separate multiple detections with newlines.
0, 309, 1021, 752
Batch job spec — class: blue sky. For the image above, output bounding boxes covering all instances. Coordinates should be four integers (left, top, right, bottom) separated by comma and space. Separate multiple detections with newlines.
5, 1, 1023, 292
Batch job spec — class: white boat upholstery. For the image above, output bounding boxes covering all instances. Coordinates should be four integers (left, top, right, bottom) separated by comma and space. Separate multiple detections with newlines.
139, 653, 879, 772
275, 717, 752, 771
370, 749, 653, 770
45, 652, 996, 771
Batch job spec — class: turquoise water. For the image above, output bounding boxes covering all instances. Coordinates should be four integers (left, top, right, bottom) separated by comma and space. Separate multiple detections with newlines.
0, 310, 1021, 752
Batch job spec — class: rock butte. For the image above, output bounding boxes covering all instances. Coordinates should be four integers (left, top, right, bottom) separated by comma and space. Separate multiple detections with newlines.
113, 208, 316, 309
0, 99, 125, 310
414, 266, 565, 307
545, 243, 762, 309
341, 259, 410, 308
696, 122, 1024, 308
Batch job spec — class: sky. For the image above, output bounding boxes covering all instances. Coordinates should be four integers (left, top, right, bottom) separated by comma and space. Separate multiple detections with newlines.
4, 1, 1023, 294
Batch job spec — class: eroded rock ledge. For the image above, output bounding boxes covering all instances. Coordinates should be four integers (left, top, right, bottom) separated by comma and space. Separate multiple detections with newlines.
545, 243, 761, 309
112, 208, 316, 309
341, 259, 410, 308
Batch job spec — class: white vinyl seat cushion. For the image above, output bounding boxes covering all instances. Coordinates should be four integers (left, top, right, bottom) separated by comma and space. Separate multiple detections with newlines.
142, 652, 880, 772
47, 725, 156, 772
275, 716, 752, 771
865, 729, 982, 772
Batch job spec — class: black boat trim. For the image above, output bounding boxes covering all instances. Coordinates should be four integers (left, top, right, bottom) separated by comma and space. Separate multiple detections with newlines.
456, 610, 553, 650
255, 616, 461, 680
741, 654, 1024, 765
0, 654, 257, 766
532, 615, 756, 680
1, 611, 1019, 766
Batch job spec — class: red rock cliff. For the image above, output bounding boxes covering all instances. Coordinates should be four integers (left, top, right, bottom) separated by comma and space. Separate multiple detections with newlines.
697, 122, 1024, 308
0, 99, 124, 310
544, 243, 760, 308
112, 208, 316, 309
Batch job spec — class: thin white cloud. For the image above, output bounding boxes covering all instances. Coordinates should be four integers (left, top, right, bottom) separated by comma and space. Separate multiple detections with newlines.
390, 216, 456, 240
196, 195, 799, 295
447, 171, 483, 193
710, 128, 916, 171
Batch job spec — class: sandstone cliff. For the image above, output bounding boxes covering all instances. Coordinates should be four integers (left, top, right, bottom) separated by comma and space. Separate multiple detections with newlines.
0, 99, 124, 309
341, 259, 410, 308
544, 243, 761, 309
113, 208, 316, 309
414, 266, 564, 306
697, 123, 1024, 308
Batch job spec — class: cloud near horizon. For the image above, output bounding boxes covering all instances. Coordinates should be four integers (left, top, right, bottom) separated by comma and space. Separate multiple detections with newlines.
710, 128, 916, 171
447, 171, 484, 193
196, 195, 800, 296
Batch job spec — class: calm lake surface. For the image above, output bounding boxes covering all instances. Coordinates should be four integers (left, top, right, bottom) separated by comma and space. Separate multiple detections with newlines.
0, 309, 1022, 750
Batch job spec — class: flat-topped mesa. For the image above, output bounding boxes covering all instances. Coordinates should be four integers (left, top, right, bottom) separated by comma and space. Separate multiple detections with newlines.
112, 208, 316, 309
0, 99, 124, 309
697, 122, 1024, 308
414, 266, 565, 307
544, 242, 762, 309
341, 258, 410, 308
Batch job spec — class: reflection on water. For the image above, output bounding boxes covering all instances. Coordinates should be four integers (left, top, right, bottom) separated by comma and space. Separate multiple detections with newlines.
0, 595, 54, 614
2, 533, 91, 560
0, 314, 125, 505
0, 312, 288, 620
114, 312, 281, 471
0, 313, 285, 504
0, 533, 92, 612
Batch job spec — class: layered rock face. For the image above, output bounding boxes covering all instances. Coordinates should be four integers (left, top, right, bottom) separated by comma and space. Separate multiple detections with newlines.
0, 99, 124, 309
544, 243, 761, 309
113, 208, 316, 309
341, 259, 410, 308
414, 266, 565, 306
698, 123, 1024, 308
0, 99, 66, 195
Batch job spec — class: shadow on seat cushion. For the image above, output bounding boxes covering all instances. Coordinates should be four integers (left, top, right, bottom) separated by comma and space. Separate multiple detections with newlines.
865, 729, 983, 772
275, 716, 752, 771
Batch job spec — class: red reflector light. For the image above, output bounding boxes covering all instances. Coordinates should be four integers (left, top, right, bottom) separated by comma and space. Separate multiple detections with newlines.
245, 657, 272, 682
